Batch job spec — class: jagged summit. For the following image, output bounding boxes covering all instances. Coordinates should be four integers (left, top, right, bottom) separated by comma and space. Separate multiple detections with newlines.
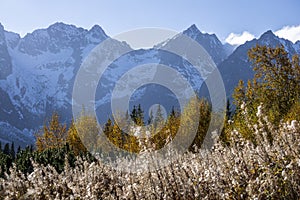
183, 24, 201, 37
89, 24, 106, 35
47, 22, 85, 35
183, 24, 219, 40
20, 22, 107, 41
16, 22, 108, 55
88, 24, 108, 42
259, 30, 277, 40
48, 22, 80, 30
0, 22, 299, 147
182, 24, 232, 64
188, 24, 199, 30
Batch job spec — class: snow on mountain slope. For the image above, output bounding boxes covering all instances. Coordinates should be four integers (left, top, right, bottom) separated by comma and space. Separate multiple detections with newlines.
0, 23, 109, 146
0, 122, 33, 148
294, 41, 300, 54
92, 46, 206, 123
0, 22, 299, 147
182, 24, 232, 65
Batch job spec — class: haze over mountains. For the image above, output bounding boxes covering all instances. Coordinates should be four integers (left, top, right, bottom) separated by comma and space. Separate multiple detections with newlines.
0, 22, 299, 147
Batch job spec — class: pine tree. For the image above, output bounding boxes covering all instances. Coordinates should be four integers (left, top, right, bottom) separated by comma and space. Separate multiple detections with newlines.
10, 142, 15, 160
136, 104, 144, 126
225, 99, 232, 120
130, 105, 137, 124
125, 110, 130, 121
148, 110, 154, 125
130, 104, 144, 126
17, 146, 21, 155
3, 143, 9, 155
154, 104, 164, 129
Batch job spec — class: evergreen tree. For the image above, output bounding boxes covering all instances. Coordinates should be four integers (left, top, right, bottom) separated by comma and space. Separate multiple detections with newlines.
220, 99, 233, 144
148, 110, 154, 125
225, 99, 232, 120
0, 150, 12, 177
154, 104, 164, 129
10, 142, 15, 160
3, 143, 10, 155
125, 110, 130, 121
130, 105, 137, 123
17, 146, 21, 155
130, 104, 144, 126
136, 104, 144, 126
170, 106, 176, 118
14, 146, 34, 174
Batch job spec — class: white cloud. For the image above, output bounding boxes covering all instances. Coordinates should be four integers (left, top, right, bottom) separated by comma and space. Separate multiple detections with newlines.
275, 25, 300, 43
225, 31, 255, 46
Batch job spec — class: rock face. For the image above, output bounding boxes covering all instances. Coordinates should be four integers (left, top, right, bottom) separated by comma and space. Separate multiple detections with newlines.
0, 23, 109, 147
0, 22, 299, 147
0, 23, 13, 80
183, 24, 233, 65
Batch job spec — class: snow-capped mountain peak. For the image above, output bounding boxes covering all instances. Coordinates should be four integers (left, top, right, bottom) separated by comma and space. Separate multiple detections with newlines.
183, 24, 202, 39
183, 24, 221, 46
86, 25, 108, 44
259, 30, 278, 43
48, 22, 85, 35
0, 22, 299, 148
182, 24, 232, 64
89, 25, 107, 38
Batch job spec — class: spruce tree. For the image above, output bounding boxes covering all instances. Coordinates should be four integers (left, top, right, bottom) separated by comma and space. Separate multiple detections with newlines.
130, 105, 137, 124
130, 104, 144, 126
148, 110, 154, 125
3, 143, 9, 155
154, 104, 164, 129
136, 104, 144, 126
17, 146, 21, 155
10, 142, 15, 160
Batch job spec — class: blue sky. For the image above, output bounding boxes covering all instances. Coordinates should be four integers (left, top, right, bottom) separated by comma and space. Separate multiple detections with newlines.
0, 0, 300, 45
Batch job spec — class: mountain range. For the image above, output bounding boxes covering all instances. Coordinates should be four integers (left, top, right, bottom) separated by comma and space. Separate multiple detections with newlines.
0, 22, 299, 148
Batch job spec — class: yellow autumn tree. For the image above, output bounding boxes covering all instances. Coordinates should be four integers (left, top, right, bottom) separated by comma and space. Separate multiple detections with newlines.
232, 45, 300, 142
74, 111, 100, 153
66, 119, 87, 156
35, 112, 67, 151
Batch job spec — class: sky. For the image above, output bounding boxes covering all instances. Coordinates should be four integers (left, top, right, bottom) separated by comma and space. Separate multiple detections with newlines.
0, 0, 300, 45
